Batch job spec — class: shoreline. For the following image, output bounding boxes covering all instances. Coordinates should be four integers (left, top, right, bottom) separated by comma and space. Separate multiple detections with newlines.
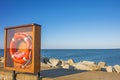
1, 56, 120, 80
1, 63, 120, 80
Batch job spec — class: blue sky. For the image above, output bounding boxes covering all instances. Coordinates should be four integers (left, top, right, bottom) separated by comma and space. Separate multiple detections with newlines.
0, 0, 120, 49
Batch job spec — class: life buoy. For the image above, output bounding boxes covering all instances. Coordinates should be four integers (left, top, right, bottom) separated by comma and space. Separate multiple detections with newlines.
10, 33, 32, 64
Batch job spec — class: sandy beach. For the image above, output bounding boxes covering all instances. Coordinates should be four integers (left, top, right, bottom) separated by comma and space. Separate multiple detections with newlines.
0, 60, 120, 80
40, 63, 120, 80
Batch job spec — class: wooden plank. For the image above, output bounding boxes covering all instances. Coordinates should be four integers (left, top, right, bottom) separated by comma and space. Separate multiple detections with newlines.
4, 29, 7, 69
34, 25, 41, 73
4, 24, 41, 30
32, 25, 35, 73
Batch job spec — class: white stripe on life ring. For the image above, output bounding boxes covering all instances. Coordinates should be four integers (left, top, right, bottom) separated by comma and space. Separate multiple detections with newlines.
24, 37, 28, 42
23, 57, 27, 61
12, 38, 15, 42
22, 33, 32, 41
11, 55, 14, 58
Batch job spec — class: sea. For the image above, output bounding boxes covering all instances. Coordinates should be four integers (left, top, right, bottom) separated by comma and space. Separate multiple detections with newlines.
0, 49, 120, 66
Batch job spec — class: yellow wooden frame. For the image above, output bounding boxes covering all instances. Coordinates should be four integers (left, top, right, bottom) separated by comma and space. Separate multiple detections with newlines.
4, 24, 41, 73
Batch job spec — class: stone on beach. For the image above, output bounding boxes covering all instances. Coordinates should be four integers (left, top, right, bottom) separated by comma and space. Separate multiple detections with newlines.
1, 55, 120, 74
41, 56, 49, 64
41, 62, 51, 67
106, 66, 113, 72
67, 59, 75, 65
98, 61, 107, 68
62, 64, 70, 69
60, 60, 66, 67
80, 61, 96, 66
2, 55, 116, 73
73, 63, 88, 70
49, 58, 62, 67
39, 56, 120, 73
113, 65, 120, 73
72, 61, 100, 71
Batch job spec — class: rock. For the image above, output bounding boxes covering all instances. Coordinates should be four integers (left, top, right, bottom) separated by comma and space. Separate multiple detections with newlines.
73, 62, 100, 71
62, 64, 70, 69
101, 68, 107, 71
49, 58, 62, 67
61, 60, 66, 67
73, 63, 88, 70
60, 60, 74, 69
87, 65, 101, 71
98, 61, 106, 68
80, 61, 96, 66
0, 57, 4, 63
41, 56, 49, 64
41, 62, 51, 67
67, 59, 75, 65
106, 66, 113, 72
113, 65, 120, 73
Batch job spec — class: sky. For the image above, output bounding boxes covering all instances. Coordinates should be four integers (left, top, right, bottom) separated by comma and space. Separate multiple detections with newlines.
0, 0, 120, 49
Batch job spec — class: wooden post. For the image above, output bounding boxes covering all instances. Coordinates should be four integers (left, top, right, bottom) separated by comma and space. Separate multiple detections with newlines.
12, 70, 16, 80
37, 72, 40, 80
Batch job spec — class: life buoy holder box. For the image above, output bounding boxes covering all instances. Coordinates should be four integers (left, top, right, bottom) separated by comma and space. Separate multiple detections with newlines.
4, 24, 41, 73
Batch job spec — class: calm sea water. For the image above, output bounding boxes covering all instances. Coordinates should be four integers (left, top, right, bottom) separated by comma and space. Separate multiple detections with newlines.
0, 49, 120, 66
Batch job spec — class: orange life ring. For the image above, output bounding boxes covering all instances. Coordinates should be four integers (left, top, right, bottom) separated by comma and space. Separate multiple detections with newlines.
10, 33, 32, 64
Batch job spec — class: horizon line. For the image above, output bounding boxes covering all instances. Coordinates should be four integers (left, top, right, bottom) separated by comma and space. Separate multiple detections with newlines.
0, 48, 120, 50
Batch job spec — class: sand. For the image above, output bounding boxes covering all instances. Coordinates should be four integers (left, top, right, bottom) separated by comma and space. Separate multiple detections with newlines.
41, 64, 120, 80
0, 62, 120, 80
